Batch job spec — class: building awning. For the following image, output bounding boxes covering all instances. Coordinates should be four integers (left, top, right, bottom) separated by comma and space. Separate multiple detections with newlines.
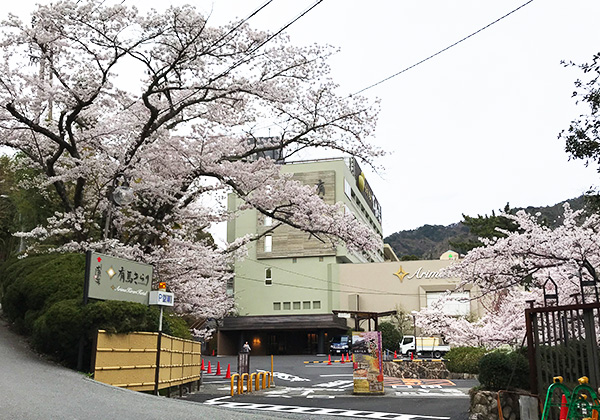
219, 314, 348, 331
332, 310, 397, 331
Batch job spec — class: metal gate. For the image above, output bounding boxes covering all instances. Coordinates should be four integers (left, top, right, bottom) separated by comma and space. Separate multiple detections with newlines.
525, 301, 600, 396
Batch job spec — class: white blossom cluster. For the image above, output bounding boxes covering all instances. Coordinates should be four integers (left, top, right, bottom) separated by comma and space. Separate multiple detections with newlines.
0, 1, 382, 331
416, 204, 600, 348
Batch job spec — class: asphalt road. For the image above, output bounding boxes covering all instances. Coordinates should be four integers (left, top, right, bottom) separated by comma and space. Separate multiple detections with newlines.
184, 354, 475, 419
0, 315, 474, 419
0, 317, 306, 420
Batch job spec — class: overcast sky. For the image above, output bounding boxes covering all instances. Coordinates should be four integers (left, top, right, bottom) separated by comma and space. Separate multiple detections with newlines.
4, 0, 600, 238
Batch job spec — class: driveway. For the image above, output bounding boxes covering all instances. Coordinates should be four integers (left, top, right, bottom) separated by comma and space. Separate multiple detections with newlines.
0, 318, 294, 420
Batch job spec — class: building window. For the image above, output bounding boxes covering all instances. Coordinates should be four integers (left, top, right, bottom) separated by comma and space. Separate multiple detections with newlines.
292, 257, 297, 263
226, 276, 234, 296
264, 216, 272, 226
283, 302, 291, 310
344, 178, 352, 199
273, 302, 281, 310
426, 291, 470, 316
265, 268, 272, 285
312, 301, 321, 309
293, 301, 301, 310
303, 301, 311, 309
264, 235, 272, 252
319, 256, 324, 262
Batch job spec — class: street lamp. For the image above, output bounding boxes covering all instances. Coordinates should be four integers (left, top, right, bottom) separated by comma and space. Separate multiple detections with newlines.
411, 310, 418, 356
102, 175, 134, 252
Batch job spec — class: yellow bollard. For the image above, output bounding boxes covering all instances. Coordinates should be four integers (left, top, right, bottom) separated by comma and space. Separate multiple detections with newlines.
230, 373, 240, 396
249, 372, 257, 393
240, 373, 248, 394
258, 371, 270, 389
270, 355, 274, 387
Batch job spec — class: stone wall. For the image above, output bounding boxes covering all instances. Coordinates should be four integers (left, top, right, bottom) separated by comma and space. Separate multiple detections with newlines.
469, 389, 523, 420
383, 361, 449, 379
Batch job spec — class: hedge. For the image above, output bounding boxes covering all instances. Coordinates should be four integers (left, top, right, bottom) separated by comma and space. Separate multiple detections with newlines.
444, 346, 488, 374
1, 253, 192, 369
478, 350, 529, 391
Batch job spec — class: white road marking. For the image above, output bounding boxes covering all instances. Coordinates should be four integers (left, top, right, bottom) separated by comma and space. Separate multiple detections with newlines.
204, 398, 450, 419
257, 370, 311, 382
320, 373, 354, 377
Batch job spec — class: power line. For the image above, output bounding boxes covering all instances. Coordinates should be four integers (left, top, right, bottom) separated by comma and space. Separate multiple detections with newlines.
243, 256, 410, 296
214, 0, 325, 79
352, 0, 535, 96
235, 273, 422, 296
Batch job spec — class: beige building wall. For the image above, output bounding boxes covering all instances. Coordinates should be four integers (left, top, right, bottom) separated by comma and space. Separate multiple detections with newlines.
337, 259, 484, 327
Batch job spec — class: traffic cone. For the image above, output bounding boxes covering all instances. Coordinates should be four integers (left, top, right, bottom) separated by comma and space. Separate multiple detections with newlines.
212, 349, 215, 356
341, 354, 345, 364
207, 361, 212, 374
225, 364, 231, 379
201, 359, 205, 371
215, 361, 221, 375
559, 394, 569, 420
394, 351, 397, 359
410, 352, 414, 361
327, 354, 332, 365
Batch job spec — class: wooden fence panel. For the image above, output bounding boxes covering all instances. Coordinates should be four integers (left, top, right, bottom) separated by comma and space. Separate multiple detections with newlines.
94, 330, 201, 392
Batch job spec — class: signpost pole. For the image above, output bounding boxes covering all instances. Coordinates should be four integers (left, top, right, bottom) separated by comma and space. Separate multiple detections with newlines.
150, 283, 173, 396
154, 309, 163, 396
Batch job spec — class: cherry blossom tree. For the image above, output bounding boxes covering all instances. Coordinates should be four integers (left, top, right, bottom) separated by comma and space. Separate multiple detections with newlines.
0, 1, 382, 332
416, 204, 600, 348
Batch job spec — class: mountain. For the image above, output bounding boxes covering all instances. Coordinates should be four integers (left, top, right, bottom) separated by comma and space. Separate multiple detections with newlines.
384, 196, 587, 260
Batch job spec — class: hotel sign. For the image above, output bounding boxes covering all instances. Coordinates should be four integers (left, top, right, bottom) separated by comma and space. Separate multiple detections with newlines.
85, 251, 153, 304
393, 265, 450, 282
348, 158, 382, 223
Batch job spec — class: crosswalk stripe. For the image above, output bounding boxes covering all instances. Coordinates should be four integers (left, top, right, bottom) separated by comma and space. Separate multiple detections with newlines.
204, 398, 450, 419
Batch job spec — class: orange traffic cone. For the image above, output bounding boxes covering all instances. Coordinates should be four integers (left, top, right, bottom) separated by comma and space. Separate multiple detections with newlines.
224, 364, 231, 379
207, 361, 212, 374
327, 354, 332, 365
341, 354, 345, 364
559, 394, 569, 420
201, 359, 205, 371
215, 361, 221, 375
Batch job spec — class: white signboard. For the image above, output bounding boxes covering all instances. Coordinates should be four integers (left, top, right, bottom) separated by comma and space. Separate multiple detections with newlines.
86, 251, 153, 304
149, 291, 175, 307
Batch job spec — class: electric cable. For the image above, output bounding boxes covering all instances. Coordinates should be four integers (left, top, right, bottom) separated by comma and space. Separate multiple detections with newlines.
352, 0, 535, 96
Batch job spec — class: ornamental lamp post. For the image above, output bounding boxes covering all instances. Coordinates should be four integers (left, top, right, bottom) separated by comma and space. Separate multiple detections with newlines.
411, 310, 418, 356
102, 175, 134, 252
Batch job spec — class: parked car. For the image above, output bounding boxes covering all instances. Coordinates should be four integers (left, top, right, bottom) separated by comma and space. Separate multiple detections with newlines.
329, 335, 351, 354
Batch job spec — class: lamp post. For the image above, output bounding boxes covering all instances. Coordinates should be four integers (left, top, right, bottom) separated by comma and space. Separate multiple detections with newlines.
411, 310, 418, 356
102, 175, 134, 252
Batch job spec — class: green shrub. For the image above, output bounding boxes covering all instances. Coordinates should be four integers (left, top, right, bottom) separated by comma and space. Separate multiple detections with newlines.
444, 346, 487, 374
378, 321, 402, 351
32, 299, 84, 365
2, 253, 193, 369
1, 253, 84, 333
478, 350, 530, 391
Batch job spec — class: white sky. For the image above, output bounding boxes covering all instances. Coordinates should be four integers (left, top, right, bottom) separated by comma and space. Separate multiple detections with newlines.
4, 0, 600, 238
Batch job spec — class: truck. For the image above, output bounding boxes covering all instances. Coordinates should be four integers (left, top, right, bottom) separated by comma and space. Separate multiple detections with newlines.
399, 335, 450, 359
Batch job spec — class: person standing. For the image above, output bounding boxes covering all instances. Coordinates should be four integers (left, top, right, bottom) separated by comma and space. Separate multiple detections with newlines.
242, 341, 251, 352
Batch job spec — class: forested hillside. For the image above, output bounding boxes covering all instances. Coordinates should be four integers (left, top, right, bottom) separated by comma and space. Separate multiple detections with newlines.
384, 196, 587, 259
